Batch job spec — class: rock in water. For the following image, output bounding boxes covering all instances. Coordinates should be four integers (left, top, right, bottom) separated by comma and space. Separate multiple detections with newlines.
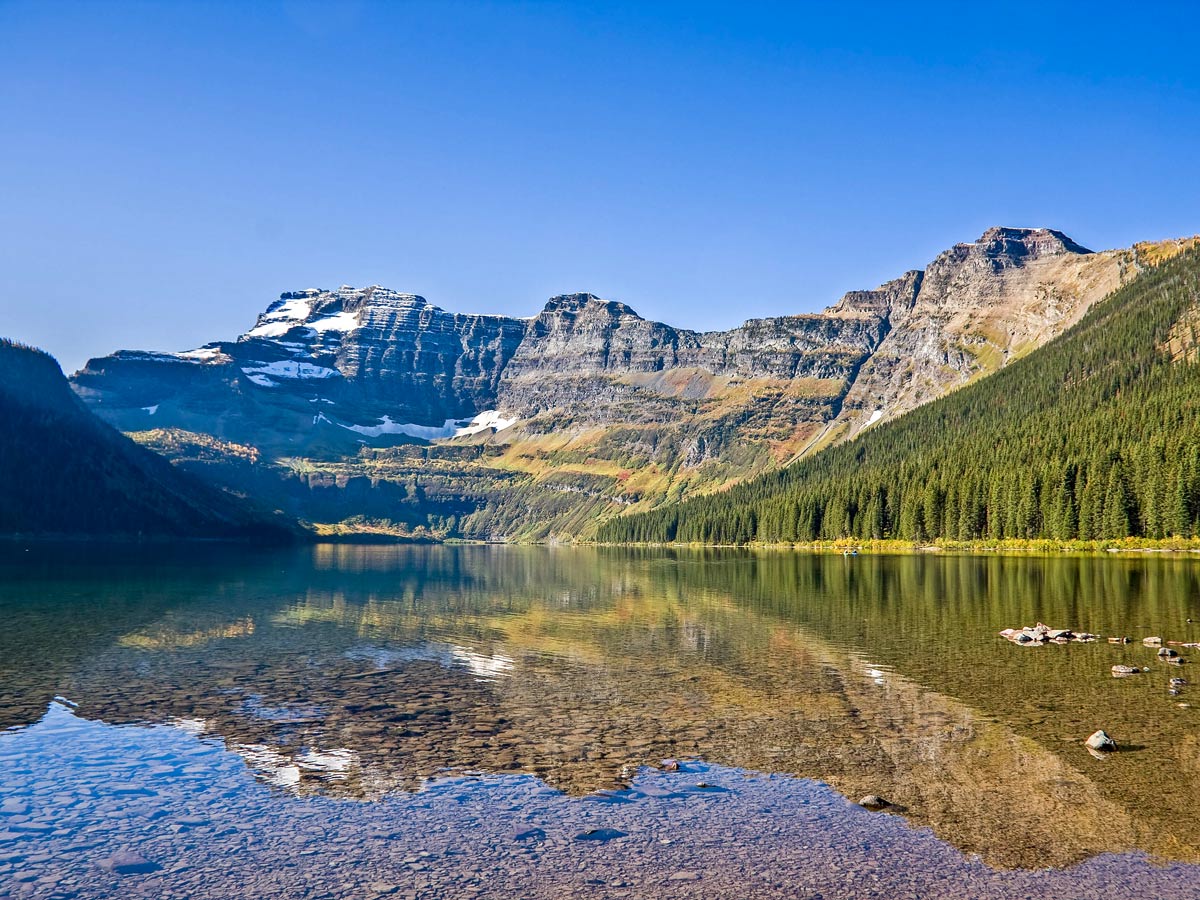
510, 826, 545, 842
574, 828, 627, 842
99, 850, 160, 875
1085, 730, 1117, 752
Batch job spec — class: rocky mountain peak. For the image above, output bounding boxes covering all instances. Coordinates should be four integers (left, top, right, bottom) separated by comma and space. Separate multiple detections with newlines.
969, 226, 1092, 260
538, 293, 643, 321
242, 286, 439, 342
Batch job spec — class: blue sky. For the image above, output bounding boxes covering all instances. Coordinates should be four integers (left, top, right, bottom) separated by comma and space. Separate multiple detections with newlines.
2, 1, 1199, 372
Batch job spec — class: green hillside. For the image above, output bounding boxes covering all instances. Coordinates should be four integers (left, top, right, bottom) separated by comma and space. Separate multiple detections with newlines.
0, 340, 297, 540
599, 247, 1200, 545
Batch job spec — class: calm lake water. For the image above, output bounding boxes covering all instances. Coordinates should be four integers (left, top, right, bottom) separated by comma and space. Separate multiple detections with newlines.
2, 544, 1200, 899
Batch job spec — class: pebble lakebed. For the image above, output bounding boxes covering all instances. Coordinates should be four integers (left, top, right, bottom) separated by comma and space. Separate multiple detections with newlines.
3, 703, 1200, 900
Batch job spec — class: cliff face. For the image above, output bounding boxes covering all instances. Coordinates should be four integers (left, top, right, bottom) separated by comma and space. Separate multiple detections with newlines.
493, 292, 893, 421
73, 286, 529, 453
67, 228, 1199, 538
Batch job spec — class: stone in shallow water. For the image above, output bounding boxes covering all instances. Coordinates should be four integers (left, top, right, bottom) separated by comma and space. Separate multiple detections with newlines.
99, 850, 160, 875
574, 828, 627, 842
510, 826, 545, 842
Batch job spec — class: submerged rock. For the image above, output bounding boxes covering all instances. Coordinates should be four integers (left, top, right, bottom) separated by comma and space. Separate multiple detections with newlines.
1085, 730, 1117, 752
574, 828, 627, 842
98, 850, 159, 875
1111, 665, 1142, 676
1158, 647, 1180, 659
1144, 636, 1163, 646
510, 826, 545, 842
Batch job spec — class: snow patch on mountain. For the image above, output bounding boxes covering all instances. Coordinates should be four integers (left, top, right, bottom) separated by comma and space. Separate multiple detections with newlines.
455, 410, 517, 436
339, 415, 463, 440
246, 297, 315, 338
241, 361, 340, 381
308, 310, 360, 333
178, 347, 228, 363
336, 409, 517, 441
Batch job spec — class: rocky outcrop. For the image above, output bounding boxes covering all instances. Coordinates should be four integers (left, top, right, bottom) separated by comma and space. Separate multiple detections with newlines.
832, 227, 1165, 440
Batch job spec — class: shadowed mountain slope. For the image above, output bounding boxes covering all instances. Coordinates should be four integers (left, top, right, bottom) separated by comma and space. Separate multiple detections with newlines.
0, 340, 296, 540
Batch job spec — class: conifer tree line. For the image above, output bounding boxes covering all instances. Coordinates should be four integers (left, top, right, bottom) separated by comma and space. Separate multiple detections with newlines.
599, 248, 1200, 544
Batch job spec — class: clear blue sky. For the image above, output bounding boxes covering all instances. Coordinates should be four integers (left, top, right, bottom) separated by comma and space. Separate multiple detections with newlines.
2, 1, 1198, 372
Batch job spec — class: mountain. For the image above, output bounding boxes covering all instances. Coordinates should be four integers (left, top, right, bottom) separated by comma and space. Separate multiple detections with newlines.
70, 229, 1199, 540
599, 244, 1200, 544
0, 340, 296, 540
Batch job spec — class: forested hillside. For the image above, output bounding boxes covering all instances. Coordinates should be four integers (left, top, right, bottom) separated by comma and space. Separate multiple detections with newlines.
599, 247, 1200, 544
0, 340, 296, 540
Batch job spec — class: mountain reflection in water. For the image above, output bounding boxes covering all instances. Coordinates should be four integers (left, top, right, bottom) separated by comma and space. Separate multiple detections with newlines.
2, 544, 1199, 882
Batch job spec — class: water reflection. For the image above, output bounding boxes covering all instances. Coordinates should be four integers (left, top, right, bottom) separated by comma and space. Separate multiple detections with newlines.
2, 545, 1200, 873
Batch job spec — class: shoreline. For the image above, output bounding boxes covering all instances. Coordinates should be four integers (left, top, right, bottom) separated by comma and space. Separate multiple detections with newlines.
9, 531, 1200, 555
582, 538, 1200, 555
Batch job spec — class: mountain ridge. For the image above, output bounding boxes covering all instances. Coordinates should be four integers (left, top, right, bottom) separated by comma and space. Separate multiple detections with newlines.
67, 228, 1200, 540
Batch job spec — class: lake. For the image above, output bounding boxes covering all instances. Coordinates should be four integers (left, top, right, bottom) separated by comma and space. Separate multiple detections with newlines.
2, 544, 1199, 899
